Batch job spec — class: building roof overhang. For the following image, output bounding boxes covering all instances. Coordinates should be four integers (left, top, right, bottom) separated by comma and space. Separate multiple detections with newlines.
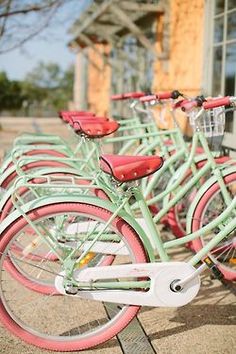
68, 0, 166, 61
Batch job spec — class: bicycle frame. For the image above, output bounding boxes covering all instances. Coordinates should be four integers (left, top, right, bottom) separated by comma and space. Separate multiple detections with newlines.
6, 169, 236, 275
138, 129, 234, 222
0, 176, 232, 310
0, 123, 235, 308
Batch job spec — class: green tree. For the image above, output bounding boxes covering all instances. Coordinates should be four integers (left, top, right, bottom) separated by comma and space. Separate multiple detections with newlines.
0, 71, 24, 111
0, 62, 73, 115
0, 1, 86, 54
25, 61, 74, 112
25, 62, 63, 89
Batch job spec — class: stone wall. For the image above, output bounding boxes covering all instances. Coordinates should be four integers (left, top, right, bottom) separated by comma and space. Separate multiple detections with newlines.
87, 44, 111, 116
152, 0, 205, 133
153, 0, 204, 94
73, 0, 205, 129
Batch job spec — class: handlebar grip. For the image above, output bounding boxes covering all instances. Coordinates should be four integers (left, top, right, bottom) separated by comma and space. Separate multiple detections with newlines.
156, 90, 181, 100
172, 99, 188, 109
110, 94, 124, 101
111, 92, 145, 100
123, 92, 146, 99
181, 100, 199, 112
139, 95, 157, 103
156, 91, 173, 100
203, 97, 230, 109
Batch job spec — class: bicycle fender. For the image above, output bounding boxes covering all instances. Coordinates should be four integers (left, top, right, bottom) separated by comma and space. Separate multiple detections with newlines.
0, 165, 15, 186
0, 155, 13, 174
0, 167, 88, 212
163, 154, 231, 207
186, 165, 236, 232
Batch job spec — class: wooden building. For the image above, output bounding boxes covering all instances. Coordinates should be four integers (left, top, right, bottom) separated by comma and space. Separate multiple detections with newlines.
68, 0, 236, 151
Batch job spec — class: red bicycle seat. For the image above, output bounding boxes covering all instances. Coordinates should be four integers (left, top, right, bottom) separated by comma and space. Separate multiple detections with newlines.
100, 154, 164, 182
70, 116, 108, 128
59, 111, 95, 122
74, 120, 119, 138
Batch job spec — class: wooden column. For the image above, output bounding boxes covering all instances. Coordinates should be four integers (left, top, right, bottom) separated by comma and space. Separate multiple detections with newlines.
73, 51, 88, 110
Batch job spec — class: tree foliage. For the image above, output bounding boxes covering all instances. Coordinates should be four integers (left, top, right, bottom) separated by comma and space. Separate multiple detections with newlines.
26, 62, 64, 89
0, 62, 74, 115
0, 71, 24, 111
0, 1, 87, 114
0, 0, 89, 54
0, 0, 64, 53
25, 61, 74, 110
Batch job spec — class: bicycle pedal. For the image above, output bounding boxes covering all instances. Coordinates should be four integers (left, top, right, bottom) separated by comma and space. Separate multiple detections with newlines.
203, 256, 223, 280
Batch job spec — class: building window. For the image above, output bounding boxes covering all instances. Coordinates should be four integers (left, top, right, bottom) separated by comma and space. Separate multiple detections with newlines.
211, 0, 236, 134
110, 14, 157, 117
205, 0, 236, 150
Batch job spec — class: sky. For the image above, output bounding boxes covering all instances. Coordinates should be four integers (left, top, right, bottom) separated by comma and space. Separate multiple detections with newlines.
0, 0, 90, 80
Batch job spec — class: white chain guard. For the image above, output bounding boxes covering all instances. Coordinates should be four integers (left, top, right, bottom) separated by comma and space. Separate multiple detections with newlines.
55, 262, 201, 307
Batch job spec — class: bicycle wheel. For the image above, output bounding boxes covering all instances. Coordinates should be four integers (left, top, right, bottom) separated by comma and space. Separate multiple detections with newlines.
1, 175, 111, 294
190, 172, 236, 281
0, 202, 148, 351
168, 156, 231, 240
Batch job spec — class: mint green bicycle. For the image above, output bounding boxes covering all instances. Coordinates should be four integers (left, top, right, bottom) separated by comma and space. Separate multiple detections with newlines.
1, 94, 235, 273
0, 96, 235, 352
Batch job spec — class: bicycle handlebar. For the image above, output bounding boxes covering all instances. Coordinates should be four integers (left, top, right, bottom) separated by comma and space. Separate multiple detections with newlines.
181, 100, 201, 112
139, 95, 157, 103
124, 92, 146, 99
171, 99, 188, 110
203, 96, 231, 110
177, 96, 206, 112
111, 92, 146, 100
110, 94, 124, 101
140, 90, 182, 103
157, 90, 182, 100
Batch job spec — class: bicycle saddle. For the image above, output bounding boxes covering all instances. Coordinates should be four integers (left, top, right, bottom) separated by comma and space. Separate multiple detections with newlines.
70, 116, 109, 128
59, 111, 95, 122
74, 119, 119, 138
100, 154, 164, 182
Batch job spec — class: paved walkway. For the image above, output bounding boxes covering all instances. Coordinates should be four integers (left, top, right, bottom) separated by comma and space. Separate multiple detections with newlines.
0, 117, 235, 354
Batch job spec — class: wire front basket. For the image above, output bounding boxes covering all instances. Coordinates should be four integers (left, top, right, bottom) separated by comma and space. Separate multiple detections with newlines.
189, 107, 225, 137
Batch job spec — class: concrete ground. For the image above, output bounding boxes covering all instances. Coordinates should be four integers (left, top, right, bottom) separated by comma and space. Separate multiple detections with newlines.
0, 117, 235, 354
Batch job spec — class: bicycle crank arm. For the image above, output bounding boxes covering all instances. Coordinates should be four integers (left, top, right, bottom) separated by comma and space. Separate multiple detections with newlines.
55, 262, 200, 307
